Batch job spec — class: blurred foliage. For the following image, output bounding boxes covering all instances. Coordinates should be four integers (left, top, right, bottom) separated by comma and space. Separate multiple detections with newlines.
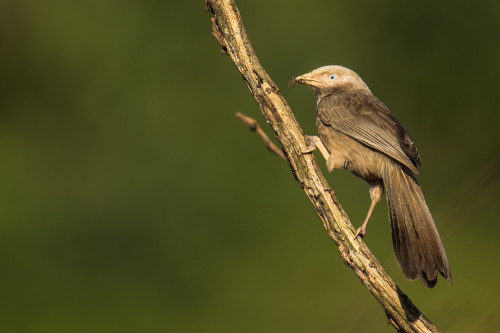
0, 0, 498, 332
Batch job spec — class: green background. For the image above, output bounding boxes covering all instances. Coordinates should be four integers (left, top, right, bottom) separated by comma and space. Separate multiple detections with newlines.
1, 0, 499, 332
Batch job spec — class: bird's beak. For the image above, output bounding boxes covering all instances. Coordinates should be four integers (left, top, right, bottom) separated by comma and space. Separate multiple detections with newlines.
289, 73, 320, 87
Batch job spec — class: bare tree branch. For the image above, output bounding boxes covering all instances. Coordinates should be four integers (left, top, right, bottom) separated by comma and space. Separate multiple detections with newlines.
205, 1, 439, 332
235, 112, 287, 163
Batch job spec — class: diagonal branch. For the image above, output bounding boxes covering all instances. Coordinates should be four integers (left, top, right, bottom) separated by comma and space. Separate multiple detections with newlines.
205, 1, 438, 332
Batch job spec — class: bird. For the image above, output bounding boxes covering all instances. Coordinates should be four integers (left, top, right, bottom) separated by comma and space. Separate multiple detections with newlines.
291, 65, 451, 288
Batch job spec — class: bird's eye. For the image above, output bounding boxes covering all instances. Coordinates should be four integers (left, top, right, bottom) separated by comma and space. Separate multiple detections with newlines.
329, 74, 336, 81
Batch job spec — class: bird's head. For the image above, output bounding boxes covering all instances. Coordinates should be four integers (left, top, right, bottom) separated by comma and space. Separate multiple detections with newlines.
290, 65, 371, 97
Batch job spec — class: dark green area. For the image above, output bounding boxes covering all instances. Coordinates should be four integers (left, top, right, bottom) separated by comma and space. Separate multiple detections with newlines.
0, 0, 498, 332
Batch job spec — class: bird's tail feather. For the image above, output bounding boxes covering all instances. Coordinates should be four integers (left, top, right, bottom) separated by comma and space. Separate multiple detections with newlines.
383, 163, 452, 288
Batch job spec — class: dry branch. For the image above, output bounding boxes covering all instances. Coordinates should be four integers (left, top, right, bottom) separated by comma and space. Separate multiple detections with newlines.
235, 112, 287, 163
205, 1, 439, 332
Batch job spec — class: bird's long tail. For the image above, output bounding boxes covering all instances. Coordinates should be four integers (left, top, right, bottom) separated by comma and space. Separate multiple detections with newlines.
383, 163, 452, 288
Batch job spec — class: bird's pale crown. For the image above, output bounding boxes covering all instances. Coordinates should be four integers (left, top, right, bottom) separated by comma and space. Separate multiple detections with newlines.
292, 65, 371, 101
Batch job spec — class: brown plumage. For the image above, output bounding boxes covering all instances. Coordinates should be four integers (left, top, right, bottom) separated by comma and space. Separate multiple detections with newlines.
292, 65, 451, 287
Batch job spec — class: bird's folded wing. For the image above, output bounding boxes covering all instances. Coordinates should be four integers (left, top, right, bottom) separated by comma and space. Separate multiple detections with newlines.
318, 93, 421, 174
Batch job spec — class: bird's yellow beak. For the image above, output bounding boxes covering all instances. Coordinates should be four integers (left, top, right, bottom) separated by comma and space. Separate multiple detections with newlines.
289, 73, 321, 87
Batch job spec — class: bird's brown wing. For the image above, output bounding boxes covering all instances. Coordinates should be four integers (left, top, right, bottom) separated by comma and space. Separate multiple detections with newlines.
317, 92, 421, 173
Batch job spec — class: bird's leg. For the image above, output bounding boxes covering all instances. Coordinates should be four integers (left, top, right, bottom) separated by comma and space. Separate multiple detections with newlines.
302, 136, 330, 159
355, 180, 384, 239
302, 135, 345, 172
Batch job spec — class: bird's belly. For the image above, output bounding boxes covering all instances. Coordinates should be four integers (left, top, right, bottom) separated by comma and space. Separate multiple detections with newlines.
318, 125, 386, 180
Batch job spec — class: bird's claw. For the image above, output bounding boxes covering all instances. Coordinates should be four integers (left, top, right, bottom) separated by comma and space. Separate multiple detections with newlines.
302, 144, 315, 154
355, 227, 367, 239
302, 136, 317, 154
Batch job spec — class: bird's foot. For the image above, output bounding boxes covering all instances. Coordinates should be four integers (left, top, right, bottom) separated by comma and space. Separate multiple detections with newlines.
302, 136, 317, 154
354, 226, 367, 239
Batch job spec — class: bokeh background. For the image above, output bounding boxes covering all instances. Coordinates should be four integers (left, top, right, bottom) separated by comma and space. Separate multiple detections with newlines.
1, 0, 499, 332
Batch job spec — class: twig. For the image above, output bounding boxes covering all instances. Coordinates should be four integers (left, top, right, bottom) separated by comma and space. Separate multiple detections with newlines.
205, 1, 439, 332
235, 112, 287, 163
